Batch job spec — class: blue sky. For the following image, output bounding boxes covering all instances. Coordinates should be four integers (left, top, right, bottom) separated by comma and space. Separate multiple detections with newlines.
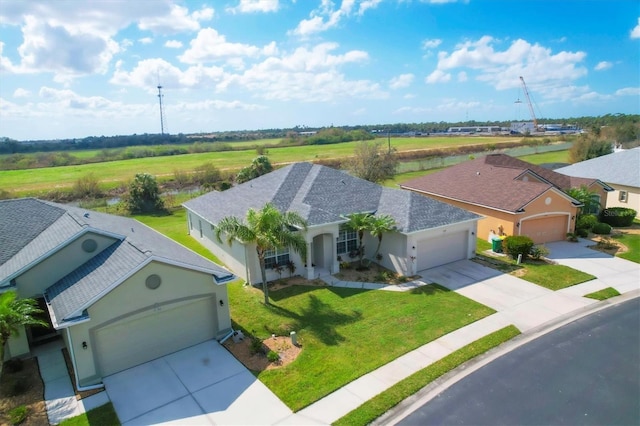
0, 0, 638, 141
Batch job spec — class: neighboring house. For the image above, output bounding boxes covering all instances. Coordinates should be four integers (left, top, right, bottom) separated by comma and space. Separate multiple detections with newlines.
556, 148, 640, 218
183, 162, 481, 282
0, 198, 235, 390
400, 154, 613, 244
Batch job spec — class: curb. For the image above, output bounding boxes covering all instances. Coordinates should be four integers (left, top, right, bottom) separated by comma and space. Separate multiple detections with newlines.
375, 289, 640, 425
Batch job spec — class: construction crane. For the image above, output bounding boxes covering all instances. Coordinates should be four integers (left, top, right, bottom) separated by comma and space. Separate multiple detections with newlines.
519, 76, 539, 131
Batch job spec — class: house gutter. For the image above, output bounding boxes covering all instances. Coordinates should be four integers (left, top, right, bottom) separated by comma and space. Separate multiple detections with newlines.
65, 328, 104, 392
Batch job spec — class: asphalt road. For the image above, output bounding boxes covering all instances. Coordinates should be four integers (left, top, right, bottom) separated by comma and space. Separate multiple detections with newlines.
398, 298, 640, 426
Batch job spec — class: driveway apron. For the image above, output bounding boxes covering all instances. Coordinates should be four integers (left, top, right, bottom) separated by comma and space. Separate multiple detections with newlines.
103, 340, 293, 425
419, 259, 595, 331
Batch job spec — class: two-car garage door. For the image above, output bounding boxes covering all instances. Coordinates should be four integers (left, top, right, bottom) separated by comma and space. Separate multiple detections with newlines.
416, 231, 468, 271
93, 297, 217, 377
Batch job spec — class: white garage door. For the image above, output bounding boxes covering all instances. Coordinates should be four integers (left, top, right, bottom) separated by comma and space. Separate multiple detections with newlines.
520, 215, 568, 244
417, 231, 468, 271
94, 297, 217, 377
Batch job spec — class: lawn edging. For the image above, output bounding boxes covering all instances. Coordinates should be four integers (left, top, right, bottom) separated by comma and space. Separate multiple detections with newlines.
333, 325, 520, 426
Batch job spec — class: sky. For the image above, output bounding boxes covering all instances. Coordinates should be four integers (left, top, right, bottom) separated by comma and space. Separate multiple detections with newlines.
0, 0, 639, 141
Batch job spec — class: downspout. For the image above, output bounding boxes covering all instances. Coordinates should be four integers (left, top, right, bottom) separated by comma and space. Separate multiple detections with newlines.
219, 329, 235, 344
66, 328, 104, 392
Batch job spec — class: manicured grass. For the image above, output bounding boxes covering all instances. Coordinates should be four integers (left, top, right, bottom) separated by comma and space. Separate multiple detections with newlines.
517, 149, 569, 165
476, 237, 492, 253
584, 287, 621, 301
334, 325, 520, 426
516, 261, 595, 290
612, 233, 640, 263
229, 282, 494, 411
132, 208, 223, 264
58, 403, 120, 426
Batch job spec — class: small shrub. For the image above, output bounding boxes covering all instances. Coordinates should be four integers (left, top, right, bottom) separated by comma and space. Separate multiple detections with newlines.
9, 405, 28, 425
576, 228, 589, 238
597, 237, 618, 250
4, 359, 24, 374
599, 207, 637, 227
250, 338, 265, 355
267, 350, 280, 363
529, 245, 550, 260
576, 214, 598, 230
5, 379, 28, 397
340, 261, 351, 270
503, 235, 534, 260
592, 222, 612, 235
566, 232, 579, 242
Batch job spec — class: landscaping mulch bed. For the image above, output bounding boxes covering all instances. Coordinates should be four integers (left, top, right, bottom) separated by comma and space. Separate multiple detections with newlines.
223, 335, 302, 372
0, 358, 48, 426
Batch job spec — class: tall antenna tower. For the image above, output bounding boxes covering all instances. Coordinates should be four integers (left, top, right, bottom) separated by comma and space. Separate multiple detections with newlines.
157, 72, 167, 135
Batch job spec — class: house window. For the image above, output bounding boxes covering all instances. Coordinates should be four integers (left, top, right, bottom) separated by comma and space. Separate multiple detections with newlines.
337, 225, 358, 255
619, 191, 628, 203
264, 247, 290, 269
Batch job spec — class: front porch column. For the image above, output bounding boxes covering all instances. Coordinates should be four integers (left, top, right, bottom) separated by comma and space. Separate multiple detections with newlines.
331, 231, 340, 274
305, 241, 315, 279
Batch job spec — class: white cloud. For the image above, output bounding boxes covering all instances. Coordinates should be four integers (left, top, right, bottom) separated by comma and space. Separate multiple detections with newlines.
289, 0, 380, 37
165, 40, 183, 49
139, 37, 153, 45
227, 0, 280, 14
110, 58, 225, 92
594, 61, 612, 71
631, 17, 640, 39
616, 87, 640, 96
428, 36, 587, 96
216, 43, 384, 102
389, 73, 414, 89
422, 38, 442, 49
425, 69, 451, 83
13, 88, 31, 98
179, 29, 278, 63
138, 5, 214, 34
457, 71, 467, 82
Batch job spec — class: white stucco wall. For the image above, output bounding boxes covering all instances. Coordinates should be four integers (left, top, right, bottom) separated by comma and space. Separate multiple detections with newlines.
605, 184, 640, 218
67, 261, 230, 386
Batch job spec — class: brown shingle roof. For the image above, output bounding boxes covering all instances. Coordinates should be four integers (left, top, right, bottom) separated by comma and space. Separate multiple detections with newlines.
400, 154, 592, 213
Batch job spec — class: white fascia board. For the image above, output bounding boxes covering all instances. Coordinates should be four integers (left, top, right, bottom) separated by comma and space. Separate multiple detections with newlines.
402, 216, 480, 236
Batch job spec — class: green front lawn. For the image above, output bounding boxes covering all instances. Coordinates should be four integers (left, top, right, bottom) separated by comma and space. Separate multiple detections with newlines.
612, 232, 640, 263
59, 403, 120, 426
334, 325, 520, 426
229, 282, 494, 411
475, 240, 596, 291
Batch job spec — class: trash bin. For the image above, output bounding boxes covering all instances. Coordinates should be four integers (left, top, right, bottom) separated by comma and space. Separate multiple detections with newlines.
491, 237, 503, 253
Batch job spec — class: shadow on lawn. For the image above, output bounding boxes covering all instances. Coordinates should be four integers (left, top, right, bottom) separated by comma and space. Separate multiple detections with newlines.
240, 285, 363, 346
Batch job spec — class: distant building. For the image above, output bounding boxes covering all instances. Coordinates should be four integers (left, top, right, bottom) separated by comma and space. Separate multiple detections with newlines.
447, 126, 501, 134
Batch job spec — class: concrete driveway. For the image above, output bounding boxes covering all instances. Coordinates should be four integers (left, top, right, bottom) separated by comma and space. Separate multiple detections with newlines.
419, 259, 595, 331
546, 240, 640, 295
103, 340, 294, 425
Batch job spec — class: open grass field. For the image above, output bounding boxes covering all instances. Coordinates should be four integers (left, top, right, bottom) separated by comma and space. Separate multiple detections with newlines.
0, 136, 525, 196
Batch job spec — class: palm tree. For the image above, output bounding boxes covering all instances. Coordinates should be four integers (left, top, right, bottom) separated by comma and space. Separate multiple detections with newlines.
215, 203, 307, 305
0, 291, 48, 378
369, 214, 397, 261
345, 212, 373, 268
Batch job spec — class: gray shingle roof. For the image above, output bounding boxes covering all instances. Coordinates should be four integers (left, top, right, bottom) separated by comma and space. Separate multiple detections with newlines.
184, 163, 479, 233
0, 198, 235, 326
556, 148, 640, 188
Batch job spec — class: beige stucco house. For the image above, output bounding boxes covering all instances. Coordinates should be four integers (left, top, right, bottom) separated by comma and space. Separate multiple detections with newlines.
401, 154, 613, 244
183, 162, 481, 282
556, 147, 640, 218
0, 198, 235, 389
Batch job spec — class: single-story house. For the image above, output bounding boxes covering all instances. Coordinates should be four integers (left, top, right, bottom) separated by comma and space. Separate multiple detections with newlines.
183, 162, 481, 282
556, 147, 640, 218
400, 154, 613, 244
0, 198, 235, 390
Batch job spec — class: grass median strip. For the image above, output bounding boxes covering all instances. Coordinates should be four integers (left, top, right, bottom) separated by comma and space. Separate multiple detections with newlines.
584, 287, 621, 301
333, 325, 520, 426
